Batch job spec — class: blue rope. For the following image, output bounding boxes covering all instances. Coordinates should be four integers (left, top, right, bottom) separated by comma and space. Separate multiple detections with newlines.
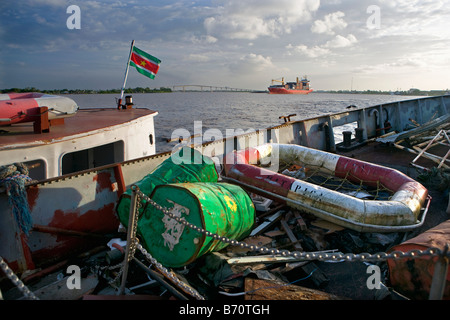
1, 170, 33, 236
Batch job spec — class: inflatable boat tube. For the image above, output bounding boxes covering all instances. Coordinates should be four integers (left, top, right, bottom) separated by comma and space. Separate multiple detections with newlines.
224, 143, 430, 232
0, 92, 78, 125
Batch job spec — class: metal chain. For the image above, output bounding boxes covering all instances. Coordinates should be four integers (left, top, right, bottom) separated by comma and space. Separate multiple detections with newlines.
137, 243, 205, 300
0, 256, 39, 300
99, 262, 126, 288
134, 186, 449, 262
128, 191, 142, 261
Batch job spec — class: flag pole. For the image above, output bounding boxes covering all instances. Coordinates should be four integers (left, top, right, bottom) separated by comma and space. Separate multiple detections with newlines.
118, 39, 135, 109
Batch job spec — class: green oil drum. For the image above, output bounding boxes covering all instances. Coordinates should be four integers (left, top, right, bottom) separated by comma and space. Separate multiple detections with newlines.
138, 182, 255, 267
116, 147, 218, 228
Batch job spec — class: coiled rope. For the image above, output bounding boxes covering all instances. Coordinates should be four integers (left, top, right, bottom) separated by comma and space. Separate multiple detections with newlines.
0, 163, 33, 236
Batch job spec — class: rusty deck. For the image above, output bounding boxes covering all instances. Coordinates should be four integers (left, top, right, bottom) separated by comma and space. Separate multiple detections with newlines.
0, 108, 157, 150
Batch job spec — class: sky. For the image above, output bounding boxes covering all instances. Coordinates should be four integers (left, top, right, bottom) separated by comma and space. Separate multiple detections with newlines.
1, 0, 450, 91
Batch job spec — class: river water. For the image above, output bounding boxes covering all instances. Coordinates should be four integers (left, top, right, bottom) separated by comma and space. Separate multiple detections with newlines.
67, 92, 421, 153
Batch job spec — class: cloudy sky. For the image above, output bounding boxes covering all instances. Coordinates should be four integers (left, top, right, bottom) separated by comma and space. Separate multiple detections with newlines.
1, 0, 449, 91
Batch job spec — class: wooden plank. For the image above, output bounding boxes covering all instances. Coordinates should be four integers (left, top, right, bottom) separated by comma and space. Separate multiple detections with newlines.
244, 278, 345, 300
293, 211, 307, 231
28, 275, 99, 300
280, 220, 303, 251
412, 145, 450, 168
250, 210, 284, 236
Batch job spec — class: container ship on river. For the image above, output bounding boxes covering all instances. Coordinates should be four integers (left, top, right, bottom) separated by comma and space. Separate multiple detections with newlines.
268, 76, 313, 94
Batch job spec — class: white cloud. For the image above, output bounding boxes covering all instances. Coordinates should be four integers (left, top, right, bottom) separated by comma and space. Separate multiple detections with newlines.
4, 0, 450, 91
324, 34, 357, 48
204, 0, 320, 40
187, 54, 210, 62
286, 44, 331, 58
190, 35, 218, 44
311, 11, 347, 35
286, 33, 357, 58
229, 53, 275, 73
352, 57, 428, 74
378, 0, 446, 14
368, 0, 450, 40
26, 0, 68, 7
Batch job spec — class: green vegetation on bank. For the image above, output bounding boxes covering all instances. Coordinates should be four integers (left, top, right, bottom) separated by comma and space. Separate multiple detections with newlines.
0, 87, 173, 94
316, 88, 450, 96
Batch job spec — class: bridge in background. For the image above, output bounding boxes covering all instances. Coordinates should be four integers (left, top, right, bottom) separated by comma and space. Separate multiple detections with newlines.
172, 85, 260, 92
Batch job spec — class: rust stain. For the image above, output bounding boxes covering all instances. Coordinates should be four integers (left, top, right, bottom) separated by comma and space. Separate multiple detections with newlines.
49, 203, 119, 235
26, 186, 40, 211
93, 171, 113, 193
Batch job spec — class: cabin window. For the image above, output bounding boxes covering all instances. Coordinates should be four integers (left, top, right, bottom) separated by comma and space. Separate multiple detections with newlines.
61, 141, 124, 175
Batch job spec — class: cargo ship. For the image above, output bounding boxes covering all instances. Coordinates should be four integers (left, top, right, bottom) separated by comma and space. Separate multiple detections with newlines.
268, 76, 313, 94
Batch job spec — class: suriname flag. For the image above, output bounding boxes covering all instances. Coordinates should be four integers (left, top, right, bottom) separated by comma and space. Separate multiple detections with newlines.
130, 46, 161, 79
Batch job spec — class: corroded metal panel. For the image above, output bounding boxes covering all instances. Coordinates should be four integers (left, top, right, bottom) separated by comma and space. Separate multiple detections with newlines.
1, 167, 124, 273
387, 219, 450, 300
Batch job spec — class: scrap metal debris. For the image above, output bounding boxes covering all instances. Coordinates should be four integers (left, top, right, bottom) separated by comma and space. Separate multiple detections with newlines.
376, 113, 450, 172
2, 156, 449, 301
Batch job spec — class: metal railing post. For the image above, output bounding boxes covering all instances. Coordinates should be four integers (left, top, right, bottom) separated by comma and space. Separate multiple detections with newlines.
118, 186, 138, 295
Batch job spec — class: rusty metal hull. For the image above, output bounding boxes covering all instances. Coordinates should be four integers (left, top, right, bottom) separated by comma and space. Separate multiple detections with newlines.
0, 153, 170, 275
268, 87, 313, 94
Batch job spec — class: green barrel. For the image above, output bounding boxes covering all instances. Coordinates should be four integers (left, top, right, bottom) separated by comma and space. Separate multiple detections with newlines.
138, 182, 255, 267
116, 147, 218, 228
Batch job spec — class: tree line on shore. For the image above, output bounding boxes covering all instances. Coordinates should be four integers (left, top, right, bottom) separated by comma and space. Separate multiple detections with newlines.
0, 87, 173, 94
317, 88, 449, 96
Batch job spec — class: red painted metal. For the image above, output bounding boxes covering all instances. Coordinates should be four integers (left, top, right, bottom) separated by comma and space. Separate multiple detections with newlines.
113, 164, 126, 197
387, 219, 450, 300
268, 87, 313, 94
